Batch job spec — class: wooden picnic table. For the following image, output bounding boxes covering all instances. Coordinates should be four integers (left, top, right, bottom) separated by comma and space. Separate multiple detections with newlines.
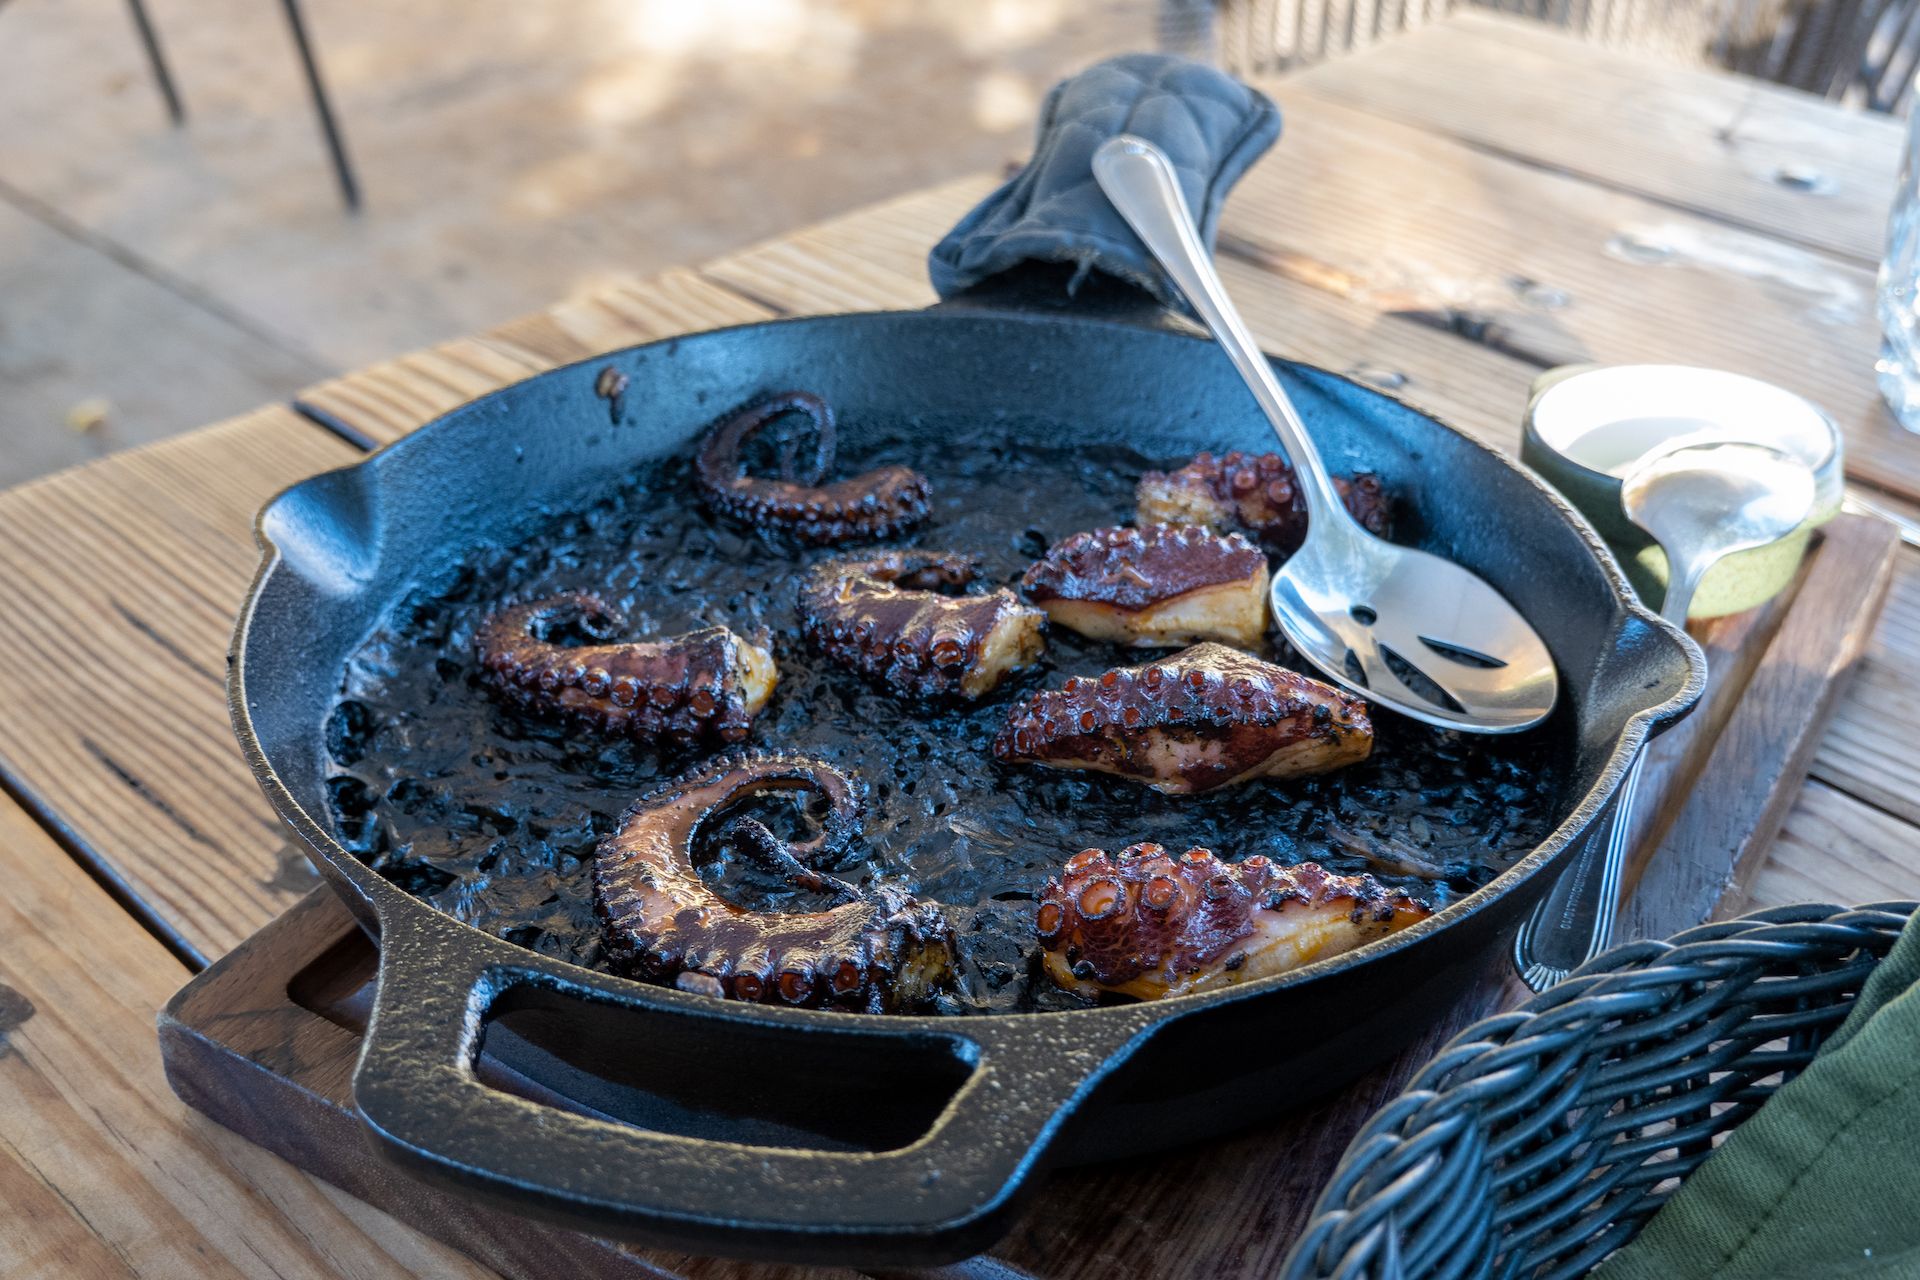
4, 13, 1918, 1277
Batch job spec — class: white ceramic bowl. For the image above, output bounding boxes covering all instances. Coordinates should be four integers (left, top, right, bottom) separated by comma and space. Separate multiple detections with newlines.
1522, 365, 1843, 619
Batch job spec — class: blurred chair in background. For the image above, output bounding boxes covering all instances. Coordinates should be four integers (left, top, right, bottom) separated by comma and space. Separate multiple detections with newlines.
1162, 0, 1920, 112
9, 0, 363, 206
120, 0, 185, 124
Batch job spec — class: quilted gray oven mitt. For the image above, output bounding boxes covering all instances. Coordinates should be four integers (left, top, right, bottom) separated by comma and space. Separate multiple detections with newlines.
928, 53, 1281, 310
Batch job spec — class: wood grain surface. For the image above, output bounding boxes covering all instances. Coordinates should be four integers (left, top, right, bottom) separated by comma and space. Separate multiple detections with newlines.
0, 406, 355, 963
1290, 12, 1903, 266
1613, 550, 1805, 889
1625, 515, 1901, 939
1813, 552, 1920, 824
0, 794, 494, 1280
1742, 779, 1920, 911
1217, 85, 1913, 501
297, 269, 776, 447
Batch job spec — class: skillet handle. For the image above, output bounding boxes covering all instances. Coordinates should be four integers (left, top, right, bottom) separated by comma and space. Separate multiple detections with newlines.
353, 914, 1157, 1265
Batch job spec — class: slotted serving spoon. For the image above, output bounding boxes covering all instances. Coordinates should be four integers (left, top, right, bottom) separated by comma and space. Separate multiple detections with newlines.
1093, 135, 1558, 733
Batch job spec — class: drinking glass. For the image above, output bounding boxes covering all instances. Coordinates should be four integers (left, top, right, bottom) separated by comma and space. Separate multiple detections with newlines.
1878, 103, 1920, 430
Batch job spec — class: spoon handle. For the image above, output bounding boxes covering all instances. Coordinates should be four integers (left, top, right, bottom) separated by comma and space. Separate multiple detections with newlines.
1658, 553, 1714, 630
1512, 575, 1697, 992
1512, 753, 1643, 991
1092, 136, 1351, 523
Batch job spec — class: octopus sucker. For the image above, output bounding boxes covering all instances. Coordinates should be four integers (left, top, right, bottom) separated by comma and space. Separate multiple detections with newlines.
801, 550, 1047, 700
592, 752, 955, 1012
993, 642, 1371, 794
1137, 450, 1391, 556
1037, 844, 1430, 1000
1021, 523, 1270, 649
695, 391, 931, 544
474, 592, 776, 747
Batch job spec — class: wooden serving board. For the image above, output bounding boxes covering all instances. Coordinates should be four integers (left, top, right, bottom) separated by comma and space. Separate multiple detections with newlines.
158, 514, 1897, 1280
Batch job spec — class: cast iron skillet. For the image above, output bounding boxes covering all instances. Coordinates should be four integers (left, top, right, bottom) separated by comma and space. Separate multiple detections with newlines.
231, 269, 1703, 1266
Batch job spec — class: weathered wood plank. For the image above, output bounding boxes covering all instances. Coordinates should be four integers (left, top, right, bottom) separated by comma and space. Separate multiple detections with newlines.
1287, 12, 1902, 266
1624, 514, 1900, 937
1615, 548, 1804, 892
0, 199, 328, 491
1735, 778, 1920, 912
1812, 547, 1920, 824
0, 407, 357, 963
698, 177, 988, 315
0, 794, 496, 1280
297, 269, 776, 447
1215, 84, 1919, 502
341, 61, 1897, 513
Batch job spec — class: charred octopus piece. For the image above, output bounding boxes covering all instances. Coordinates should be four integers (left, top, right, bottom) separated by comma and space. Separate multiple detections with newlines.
475, 592, 775, 748
695, 391, 931, 544
1136, 450, 1390, 556
593, 752, 954, 1012
1021, 523, 1270, 649
802, 550, 1047, 700
1036, 843, 1430, 1001
993, 642, 1371, 794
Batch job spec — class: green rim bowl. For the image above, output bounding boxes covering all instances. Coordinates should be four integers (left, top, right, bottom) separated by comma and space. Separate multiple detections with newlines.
1520, 364, 1843, 620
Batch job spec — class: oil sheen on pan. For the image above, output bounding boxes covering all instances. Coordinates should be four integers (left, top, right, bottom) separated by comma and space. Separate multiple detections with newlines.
325, 410, 1568, 1015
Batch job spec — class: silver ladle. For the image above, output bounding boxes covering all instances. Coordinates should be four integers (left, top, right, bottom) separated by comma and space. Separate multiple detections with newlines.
1511, 440, 1815, 990
1093, 135, 1558, 734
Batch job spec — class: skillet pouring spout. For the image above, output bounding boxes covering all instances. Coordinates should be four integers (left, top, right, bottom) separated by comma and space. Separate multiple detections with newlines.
232, 300, 1702, 1264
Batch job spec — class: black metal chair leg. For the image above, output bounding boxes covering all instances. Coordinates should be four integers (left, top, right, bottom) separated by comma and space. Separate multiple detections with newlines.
125, 0, 185, 124
276, 0, 361, 211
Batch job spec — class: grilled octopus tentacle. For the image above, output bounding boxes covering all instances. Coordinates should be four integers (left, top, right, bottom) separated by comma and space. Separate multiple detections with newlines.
994, 642, 1371, 794
1137, 450, 1391, 556
593, 753, 955, 1012
801, 550, 1047, 700
1036, 843, 1431, 1001
475, 592, 776, 748
1020, 523, 1270, 649
695, 391, 932, 544
723, 814, 861, 903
